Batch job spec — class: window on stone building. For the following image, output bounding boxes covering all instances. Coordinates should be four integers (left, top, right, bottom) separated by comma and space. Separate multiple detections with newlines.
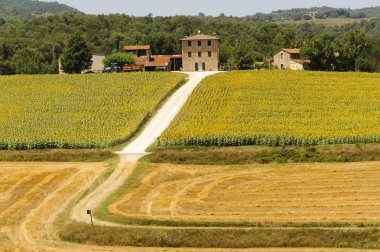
198, 41, 201, 46
188, 52, 192, 57
198, 52, 202, 57
208, 51, 212, 57
208, 40, 211, 46
188, 41, 191, 47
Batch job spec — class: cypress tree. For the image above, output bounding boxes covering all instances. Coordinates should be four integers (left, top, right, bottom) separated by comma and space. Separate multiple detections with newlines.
61, 33, 92, 74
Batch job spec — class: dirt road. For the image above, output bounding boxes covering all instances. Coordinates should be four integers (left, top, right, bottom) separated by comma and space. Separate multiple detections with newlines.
73, 71, 219, 227
118, 71, 218, 159
71, 162, 134, 227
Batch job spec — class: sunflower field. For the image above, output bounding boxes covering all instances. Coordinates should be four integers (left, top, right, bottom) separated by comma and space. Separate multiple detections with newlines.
0, 72, 186, 150
157, 71, 380, 147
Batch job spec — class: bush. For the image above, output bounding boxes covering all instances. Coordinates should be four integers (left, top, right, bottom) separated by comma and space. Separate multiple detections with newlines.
103, 52, 134, 68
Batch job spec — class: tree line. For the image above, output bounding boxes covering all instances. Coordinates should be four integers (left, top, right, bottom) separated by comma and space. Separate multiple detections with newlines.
301, 28, 375, 71
0, 13, 380, 74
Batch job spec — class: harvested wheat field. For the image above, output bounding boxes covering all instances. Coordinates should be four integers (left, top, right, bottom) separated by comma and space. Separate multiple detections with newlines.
111, 162, 380, 224
0, 162, 108, 251
1, 162, 378, 251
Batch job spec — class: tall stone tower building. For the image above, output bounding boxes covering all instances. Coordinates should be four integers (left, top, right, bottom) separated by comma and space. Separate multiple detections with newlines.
181, 32, 220, 72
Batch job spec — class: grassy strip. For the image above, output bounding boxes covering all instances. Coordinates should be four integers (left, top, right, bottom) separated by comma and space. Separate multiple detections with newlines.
145, 144, 380, 165
60, 223, 380, 249
55, 160, 117, 232
94, 162, 380, 229
94, 162, 148, 223
0, 149, 117, 162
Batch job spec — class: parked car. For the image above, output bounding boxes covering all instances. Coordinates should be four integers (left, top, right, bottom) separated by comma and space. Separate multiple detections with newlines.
103, 63, 122, 73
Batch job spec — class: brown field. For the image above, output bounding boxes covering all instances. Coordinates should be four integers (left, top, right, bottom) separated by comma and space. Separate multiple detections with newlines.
277, 18, 371, 27
111, 162, 380, 224
0, 162, 108, 251
0, 162, 378, 251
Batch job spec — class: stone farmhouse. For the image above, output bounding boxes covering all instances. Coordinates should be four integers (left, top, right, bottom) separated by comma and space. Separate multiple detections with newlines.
272, 48, 310, 70
305, 11, 319, 19
181, 32, 220, 72
122, 32, 220, 72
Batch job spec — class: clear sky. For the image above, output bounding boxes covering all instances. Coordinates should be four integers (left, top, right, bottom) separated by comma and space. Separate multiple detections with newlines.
47, 0, 380, 16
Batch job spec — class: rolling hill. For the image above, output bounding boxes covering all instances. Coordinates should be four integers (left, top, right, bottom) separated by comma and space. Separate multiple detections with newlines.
249, 6, 380, 21
0, 0, 81, 16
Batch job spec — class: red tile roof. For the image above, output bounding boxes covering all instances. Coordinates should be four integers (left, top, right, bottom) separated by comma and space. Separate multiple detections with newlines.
151, 56, 171, 64
124, 45, 151, 51
181, 34, 219, 41
152, 54, 182, 59
282, 48, 300, 54
123, 65, 143, 71
291, 59, 311, 64
144, 61, 169, 67
133, 56, 150, 63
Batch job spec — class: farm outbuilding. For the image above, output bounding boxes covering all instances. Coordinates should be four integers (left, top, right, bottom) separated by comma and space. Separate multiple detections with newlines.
272, 48, 310, 71
85, 52, 106, 73
123, 45, 182, 72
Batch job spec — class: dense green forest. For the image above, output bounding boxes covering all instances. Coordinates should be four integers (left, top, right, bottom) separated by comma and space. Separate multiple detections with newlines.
0, 0, 80, 17
0, 1, 380, 74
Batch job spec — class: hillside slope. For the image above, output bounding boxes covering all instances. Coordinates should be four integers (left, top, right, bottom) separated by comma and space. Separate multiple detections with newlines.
250, 6, 380, 21
0, 0, 81, 16
358, 6, 380, 18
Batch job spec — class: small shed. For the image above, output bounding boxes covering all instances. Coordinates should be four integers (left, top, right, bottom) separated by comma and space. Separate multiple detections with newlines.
272, 48, 309, 70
